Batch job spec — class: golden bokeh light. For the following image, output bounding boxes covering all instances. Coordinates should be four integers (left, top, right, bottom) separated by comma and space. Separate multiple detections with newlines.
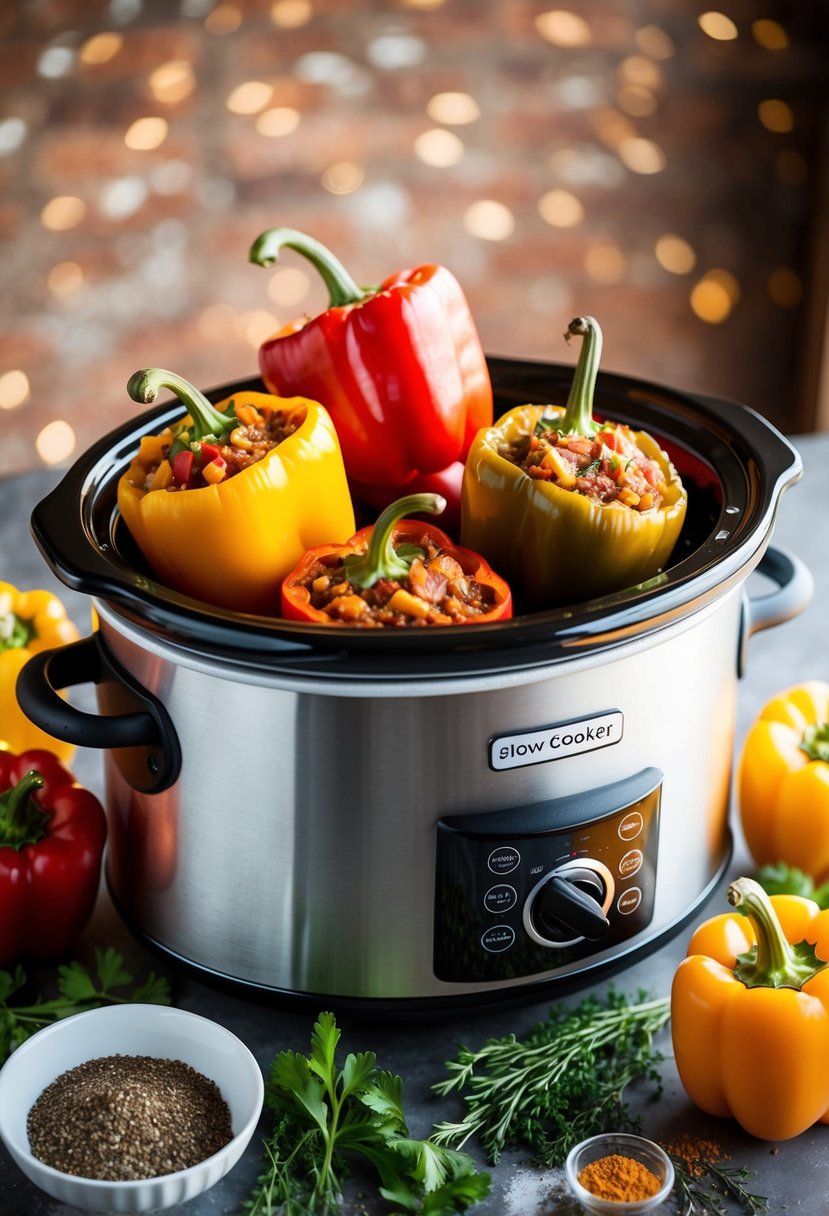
124, 116, 169, 151
267, 267, 311, 308
617, 86, 657, 117
47, 261, 85, 297
41, 196, 87, 231
256, 107, 301, 137
36, 420, 76, 466
149, 61, 196, 104
758, 99, 795, 133
205, 4, 243, 34
618, 56, 663, 90
227, 81, 274, 115
538, 189, 584, 228
426, 92, 480, 125
698, 12, 739, 41
463, 199, 515, 241
321, 161, 365, 194
413, 128, 464, 167
584, 244, 627, 285
197, 303, 237, 342
768, 267, 802, 307
655, 235, 696, 275
237, 310, 280, 348
0, 370, 30, 411
752, 19, 790, 51
618, 137, 666, 174
635, 25, 675, 59
79, 32, 123, 65
271, 0, 312, 27
592, 108, 637, 149
690, 269, 740, 323
535, 10, 592, 47
400, 0, 445, 7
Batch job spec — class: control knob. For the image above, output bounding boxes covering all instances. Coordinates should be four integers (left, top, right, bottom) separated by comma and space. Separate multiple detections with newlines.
524, 860, 614, 948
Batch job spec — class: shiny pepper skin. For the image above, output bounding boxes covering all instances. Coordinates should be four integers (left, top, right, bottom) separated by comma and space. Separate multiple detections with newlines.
671, 877, 829, 1141
0, 749, 107, 966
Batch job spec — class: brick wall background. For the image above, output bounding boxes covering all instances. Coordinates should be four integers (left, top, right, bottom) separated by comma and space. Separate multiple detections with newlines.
1, 0, 827, 475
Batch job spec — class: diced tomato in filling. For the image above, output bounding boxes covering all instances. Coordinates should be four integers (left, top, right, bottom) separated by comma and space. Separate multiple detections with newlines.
504, 423, 667, 511
293, 532, 498, 628
141, 408, 304, 493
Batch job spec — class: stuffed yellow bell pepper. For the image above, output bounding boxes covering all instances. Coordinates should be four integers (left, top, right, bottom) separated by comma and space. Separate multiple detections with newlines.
671, 876, 829, 1141
118, 368, 355, 615
0, 582, 79, 762
739, 681, 829, 880
460, 317, 687, 609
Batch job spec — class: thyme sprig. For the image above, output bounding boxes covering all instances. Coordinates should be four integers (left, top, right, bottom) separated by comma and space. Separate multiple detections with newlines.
669, 1153, 768, 1215
432, 990, 670, 1166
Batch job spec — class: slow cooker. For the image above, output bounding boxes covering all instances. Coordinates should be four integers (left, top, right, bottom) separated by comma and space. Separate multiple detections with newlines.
17, 356, 812, 1009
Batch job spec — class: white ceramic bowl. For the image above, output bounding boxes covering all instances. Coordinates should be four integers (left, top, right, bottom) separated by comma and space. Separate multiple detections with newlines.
0, 1003, 265, 1213
565, 1133, 675, 1214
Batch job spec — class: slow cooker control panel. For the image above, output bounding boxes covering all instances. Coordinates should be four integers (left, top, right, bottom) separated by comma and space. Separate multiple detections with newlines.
433, 768, 662, 983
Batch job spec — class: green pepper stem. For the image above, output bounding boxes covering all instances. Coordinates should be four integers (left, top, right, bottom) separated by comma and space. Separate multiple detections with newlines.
557, 315, 602, 436
343, 494, 446, 589
127, 368, 236, 441
0, 610, 32, 653
0, 769, 48, 850
801, 722, 829, 763
248, 227, 369, 308
728, 876, 825, 989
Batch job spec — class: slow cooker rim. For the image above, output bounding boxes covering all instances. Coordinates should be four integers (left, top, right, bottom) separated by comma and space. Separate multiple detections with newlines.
29, 355, 802, 674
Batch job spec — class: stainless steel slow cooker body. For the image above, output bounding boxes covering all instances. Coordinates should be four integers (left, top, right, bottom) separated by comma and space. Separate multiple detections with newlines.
20, 356, 812, 1008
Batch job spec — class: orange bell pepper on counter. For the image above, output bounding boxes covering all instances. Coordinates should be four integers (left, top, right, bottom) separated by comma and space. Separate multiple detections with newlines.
738, 681, 829, 880
0, 582, 79, 762
671, 876, 829, 1141
117, 368, 355, 615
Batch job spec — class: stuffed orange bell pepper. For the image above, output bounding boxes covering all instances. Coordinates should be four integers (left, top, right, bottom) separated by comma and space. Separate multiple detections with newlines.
281, 493, 512, 627
671, 876, 829, 1141
461, 316, 687, 609
118, 368, 355, 615
739, 681, 829, 880
1, 582, 79, 762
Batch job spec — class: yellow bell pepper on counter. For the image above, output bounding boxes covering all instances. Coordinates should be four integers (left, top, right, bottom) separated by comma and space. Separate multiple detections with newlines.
738, 681, 829, 880
118, 368, 356, 615
0, 582, 79, 761
671, 876, 829, 1141
460, 317, 687, 609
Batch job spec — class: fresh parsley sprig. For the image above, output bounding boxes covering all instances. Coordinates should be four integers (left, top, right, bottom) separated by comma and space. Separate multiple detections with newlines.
0, 946, 171, 1062
244, 1011, 490, 1215
432, 990, 670, 1166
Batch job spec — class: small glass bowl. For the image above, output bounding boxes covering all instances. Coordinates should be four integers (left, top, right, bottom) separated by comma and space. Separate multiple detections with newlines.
0, 1003, 265, 1213
565, 1133, 675, 1214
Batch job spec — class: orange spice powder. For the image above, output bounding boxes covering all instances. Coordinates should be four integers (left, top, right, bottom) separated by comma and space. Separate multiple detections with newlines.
578, 1152, 662, 1202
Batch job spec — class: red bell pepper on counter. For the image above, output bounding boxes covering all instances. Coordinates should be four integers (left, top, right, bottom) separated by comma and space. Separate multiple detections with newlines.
248, 227, 493, 504
0, 750, 107, 966
281, 493, 512, 627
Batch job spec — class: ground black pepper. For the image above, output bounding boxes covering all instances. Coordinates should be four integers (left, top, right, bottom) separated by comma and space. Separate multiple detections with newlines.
27, 1055, 233, 1181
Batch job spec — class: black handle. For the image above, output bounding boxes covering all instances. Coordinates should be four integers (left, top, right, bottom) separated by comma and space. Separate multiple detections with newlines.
16, 634, 181, 794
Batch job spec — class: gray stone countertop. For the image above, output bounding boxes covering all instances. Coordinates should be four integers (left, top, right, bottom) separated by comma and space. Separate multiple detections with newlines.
1, 432, 828, 1215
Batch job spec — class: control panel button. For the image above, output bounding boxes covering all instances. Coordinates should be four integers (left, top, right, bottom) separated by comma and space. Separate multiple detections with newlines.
488, 846, 520, 874
481, 925, 516, 953
484, 885, 518, 914
618, 811, 644, 841
619, 849, 643, 878
617, 887, 642, 915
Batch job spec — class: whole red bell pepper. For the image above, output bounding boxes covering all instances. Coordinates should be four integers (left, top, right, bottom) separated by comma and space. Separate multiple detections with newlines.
249, 227, 493, 495
0, 749, 107, 966
281, 493, 512, 627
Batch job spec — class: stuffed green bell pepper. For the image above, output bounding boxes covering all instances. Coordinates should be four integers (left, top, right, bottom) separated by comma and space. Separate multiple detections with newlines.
460, 316, 688, 609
